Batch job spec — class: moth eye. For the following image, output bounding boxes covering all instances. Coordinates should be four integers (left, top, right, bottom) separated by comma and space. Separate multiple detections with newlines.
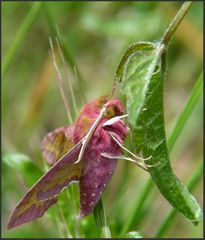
114, 105, 119, 114
104, 107, 115, 118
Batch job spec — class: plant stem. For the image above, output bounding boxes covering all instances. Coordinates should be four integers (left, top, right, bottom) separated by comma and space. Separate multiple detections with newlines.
93, 199, 111, 238
2, 2, 41, 77
120, 70, 202, 236
155, 160, 203, 238
161, 1, 193, 46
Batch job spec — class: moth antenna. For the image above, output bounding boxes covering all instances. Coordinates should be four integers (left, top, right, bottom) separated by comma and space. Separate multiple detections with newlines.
74, 104, 107, 164
55, 37, 78, 116
49, 37, 73, 123
108, 131, 152, 162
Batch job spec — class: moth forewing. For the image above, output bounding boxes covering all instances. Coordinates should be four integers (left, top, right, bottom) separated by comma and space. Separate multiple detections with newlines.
7, 138, 84, 229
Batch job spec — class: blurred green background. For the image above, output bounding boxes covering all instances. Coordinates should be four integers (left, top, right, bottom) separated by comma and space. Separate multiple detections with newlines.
2, 1, 203, 238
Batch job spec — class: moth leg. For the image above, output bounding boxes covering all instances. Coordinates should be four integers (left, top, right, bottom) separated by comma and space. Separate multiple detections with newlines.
108, 131, 152, 161
101, 152, 160, 171
101, 152, 148, 171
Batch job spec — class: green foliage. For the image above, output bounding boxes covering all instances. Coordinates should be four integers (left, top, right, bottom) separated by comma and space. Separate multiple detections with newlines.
155, 160, 203, 237
2, 2, 42, 77
118, 39, 201, 223
3, 153, 43, 187
116, 2, 202, 225
115, 41, 164, 128
168, 72, 203, 151
93, 198, 111, 238
120, 71, 203, 237
2, 1, 203, 238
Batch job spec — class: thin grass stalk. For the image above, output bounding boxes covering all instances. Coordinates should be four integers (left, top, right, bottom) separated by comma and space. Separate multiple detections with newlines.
155, 160, 203, 238
93, 199, 111, 238
120, 180, 154, 236
2, 2, 42, 118
168, 72, 203, 151
42, 2, 86, 102
120, 71, 203, 236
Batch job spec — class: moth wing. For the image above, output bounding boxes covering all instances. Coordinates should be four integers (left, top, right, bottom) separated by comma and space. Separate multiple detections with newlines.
8, 140, 82, 229
41, 125, 75, 165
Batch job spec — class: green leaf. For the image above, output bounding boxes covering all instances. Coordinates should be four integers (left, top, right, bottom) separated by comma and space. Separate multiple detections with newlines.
120, 70, 203, 236
3, 153, 43, 187
155, 160, 203, 238
93, 198, 111, 238
117, 41, 202, 224
115, 41, 165, 129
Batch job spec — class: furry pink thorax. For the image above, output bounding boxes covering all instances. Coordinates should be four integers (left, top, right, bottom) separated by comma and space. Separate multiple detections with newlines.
73, 97, 129, 217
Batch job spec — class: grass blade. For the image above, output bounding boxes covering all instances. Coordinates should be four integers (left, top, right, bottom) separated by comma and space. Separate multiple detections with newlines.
2, 2, 41, 77
155, 160, 203, 238
168, 71, 203, 151
120, 180, 153, 236
93, 199, 111, 238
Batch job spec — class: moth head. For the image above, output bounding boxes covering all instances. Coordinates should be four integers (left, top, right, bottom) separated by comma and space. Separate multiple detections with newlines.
103, 99, 124, 119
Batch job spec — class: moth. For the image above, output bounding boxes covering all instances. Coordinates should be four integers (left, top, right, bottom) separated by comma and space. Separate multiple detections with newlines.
8, 40, 151, 230
8, 96, 128, 229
